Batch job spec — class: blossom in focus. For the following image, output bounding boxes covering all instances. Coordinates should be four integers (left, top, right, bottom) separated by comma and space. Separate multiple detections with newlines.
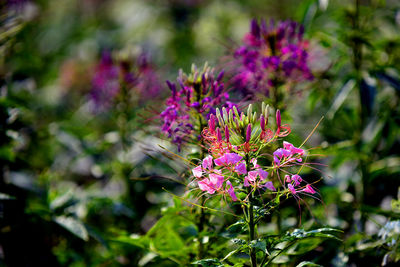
160, 64, 238, 150
191, 103, 317, 204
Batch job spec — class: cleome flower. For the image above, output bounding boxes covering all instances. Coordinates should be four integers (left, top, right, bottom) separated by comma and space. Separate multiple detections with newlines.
90, 51, 161, 111
231, 19, 314, 101
191, 103, 318, 203
160, 63, 238, 151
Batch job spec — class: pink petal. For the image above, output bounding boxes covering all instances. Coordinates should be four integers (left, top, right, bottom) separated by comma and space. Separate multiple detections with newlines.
247, 171, 258, 182
198, 178, 215, 194
235, 162, 247, 175
226, 153, 243, 165
288, 184, 296, 195
291, 174, 302, 186
209, 173, 224, 190
303, 184, 316, 194
244, 176, 250, 187
226, 181, 238, 201
258, 169, 269, 180
263, 181, 275, 191
214, 154, 227, 166
202, 155, 213, 170
192, 166, 202, 179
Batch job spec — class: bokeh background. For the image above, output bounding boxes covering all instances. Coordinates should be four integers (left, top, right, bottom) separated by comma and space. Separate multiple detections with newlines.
1, 0, 400, 266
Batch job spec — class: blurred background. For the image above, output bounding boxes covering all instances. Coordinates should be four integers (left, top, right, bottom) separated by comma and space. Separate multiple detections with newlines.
1, 0, 400, 266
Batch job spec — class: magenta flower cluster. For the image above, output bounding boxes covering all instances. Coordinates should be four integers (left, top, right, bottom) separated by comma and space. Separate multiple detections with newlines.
192, 139, 315, 202
160, 66, 237, 150
90, 51, 161, 110
192, 153, 275, 201
232, 19, 313, 97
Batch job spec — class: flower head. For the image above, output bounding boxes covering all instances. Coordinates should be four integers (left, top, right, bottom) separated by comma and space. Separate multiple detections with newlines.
90, 51, 161, 111
231, 19, 313, 100
160, 63, 238, 150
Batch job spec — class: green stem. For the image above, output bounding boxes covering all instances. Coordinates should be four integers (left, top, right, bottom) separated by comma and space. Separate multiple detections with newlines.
248, 194, 257, 267
245, 154, 257, 267
351, 0, 368, 231
197, 195, 206, 259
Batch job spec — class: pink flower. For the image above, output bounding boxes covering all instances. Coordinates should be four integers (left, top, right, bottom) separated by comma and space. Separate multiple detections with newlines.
273, 142, 304, 166
302, 184, 316, 194
198, 171, 224, 194
291, 174, 302, 186
226, 181, 238, 201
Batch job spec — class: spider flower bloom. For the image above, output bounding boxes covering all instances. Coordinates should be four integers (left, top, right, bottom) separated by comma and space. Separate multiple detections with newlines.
90, 51, 161, 111
192, 103, 318, 204
273, 141, 305, 167
160, 64, 238, 150
231, 19, 313, 99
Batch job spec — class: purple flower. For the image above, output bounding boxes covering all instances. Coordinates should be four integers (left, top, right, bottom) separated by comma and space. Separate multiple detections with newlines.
231, 19, 314, 98
160, 65, 238, 150
90, 51, 161, 111
273, 142, 304, 166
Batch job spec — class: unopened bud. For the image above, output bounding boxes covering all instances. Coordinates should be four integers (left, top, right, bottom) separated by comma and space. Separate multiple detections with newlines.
217, 128, 222, 142
166, 80, 176, 97
216, 70, 224, 82
260, 115, 266, 131
208, 114, 216, 132
276, 109, 281, 129
246, 124, 252, 143
225, 125, 230, 143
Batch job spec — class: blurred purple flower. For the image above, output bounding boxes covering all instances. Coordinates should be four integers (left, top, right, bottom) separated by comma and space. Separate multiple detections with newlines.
90, 51, 161, 111
231, 19, 314, 98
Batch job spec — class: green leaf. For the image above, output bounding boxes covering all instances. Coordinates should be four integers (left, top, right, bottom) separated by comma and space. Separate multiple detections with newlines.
225, 220, 246, 237
296, 261, 322, 267
250, 239, 266, 252
231, 238, 246, 246
191, 258, 223, 267
110, 234, 149, 249
50, 190, 77, 212
54, 216, 89, 241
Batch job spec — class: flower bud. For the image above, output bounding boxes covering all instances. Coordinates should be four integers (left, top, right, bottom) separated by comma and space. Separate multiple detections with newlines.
225, 125, 230, 143
208, 114, 216, 132
250, 19, 260, 38
276, 109, 281, 129
214, 84, 224, 96
260, 115, 266, 131
201, 73, 207, 93
246, 124, 252, 142
166, 80, 176, 97
217, 128, 222, 142
216, 70, 224, 82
